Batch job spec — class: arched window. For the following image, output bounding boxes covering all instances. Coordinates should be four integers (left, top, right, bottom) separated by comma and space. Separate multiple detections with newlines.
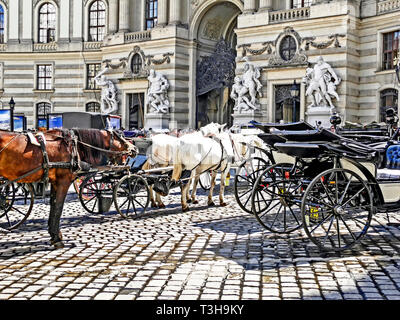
0, 5, 4, 44
39, 3, 56, 43
279, 36, 297, 61
380, 89, 399, 122
89, 1, 106, 42
131, 54, 143, 75
86, 102, 101, 113
145, 0, 158, 30
36, 102, 52, 129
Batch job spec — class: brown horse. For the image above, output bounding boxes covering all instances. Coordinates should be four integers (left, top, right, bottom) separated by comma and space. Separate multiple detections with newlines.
0, 128, 136, 248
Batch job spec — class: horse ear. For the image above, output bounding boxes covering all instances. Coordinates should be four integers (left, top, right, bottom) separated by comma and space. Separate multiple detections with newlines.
219, 124, 227, 132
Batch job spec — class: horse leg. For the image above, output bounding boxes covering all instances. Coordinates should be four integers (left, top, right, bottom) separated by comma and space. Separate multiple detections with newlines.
149, 185, 157, 208
181, 182, 190, 212
191, 171, 201, 205
155, 191, 165, 209
48, 181, 70, 248
208, 171, 217, 206
219, 165, 230, 207
186, 178, 192, 203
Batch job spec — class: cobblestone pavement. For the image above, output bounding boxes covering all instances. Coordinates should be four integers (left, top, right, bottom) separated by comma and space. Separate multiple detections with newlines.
1, 186, 400, 301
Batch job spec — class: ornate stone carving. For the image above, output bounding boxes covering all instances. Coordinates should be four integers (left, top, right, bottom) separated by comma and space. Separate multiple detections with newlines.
202, 18, 223, 40
303, 34, 346, 50
302, 56, 341, 112
231, 57, 263, 114
146, 52, 174, 66
103, 58, 128, 70
147, 70, 170, 114
94, 67, 119, 115
266, 27, 308, 67
238, 42, 274, 57
123, 46, 149, 79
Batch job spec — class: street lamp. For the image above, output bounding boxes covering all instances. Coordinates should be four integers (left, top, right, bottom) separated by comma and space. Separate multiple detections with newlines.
9, 97, 15, 132
290, 80, 300, 122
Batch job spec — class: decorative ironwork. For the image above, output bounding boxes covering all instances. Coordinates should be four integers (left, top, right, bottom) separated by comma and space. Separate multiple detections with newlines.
196, 38, 236, 96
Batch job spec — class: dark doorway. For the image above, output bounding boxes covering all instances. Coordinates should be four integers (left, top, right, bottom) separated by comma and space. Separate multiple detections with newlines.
128, 93, 145, 130
275, 85, 300, 123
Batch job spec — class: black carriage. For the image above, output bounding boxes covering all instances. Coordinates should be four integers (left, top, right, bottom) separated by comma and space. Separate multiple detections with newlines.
248, 117, 400, 252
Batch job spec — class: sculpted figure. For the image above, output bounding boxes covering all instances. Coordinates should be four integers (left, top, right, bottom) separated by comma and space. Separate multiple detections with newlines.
147, 69, 170, 114
231, 58, 263, 113
94, 67, 119, 114
304, 56, 341, 111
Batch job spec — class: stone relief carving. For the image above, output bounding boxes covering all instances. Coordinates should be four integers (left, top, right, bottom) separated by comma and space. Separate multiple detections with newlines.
146, 53, 174, 66
123, 46, 149, 79
303, 34, 346, 51
202, 18, 223, 40
231, 57, 263, 114
94, 67, 119, 115
147, 70, 170, 114
238, 42, 274, 57
302, 56, 341, 112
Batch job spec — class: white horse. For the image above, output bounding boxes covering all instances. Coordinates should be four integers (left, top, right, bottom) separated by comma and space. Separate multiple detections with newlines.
145, 123, 226, 208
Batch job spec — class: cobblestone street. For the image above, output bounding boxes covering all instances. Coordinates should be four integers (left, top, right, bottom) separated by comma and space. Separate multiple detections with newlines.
1, 186, 400, 301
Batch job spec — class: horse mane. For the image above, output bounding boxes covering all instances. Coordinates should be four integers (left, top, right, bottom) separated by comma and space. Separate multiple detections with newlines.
72, 128, 109, 166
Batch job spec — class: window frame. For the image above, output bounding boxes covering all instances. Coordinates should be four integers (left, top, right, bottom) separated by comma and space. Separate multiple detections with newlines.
380, 88, 399, 122
86, 63, 101, 90
86, 102, 101, 113
145, 0, 158, 30
36, 102, 52, 129
38, 2, 57, 44
36, 64, 53, 90
291, 0, 313, 8
382, 30, 400, 71
131, 53, 143, 75
88, 0, 106, 42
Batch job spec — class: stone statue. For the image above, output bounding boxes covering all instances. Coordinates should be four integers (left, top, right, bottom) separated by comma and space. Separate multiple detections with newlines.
94, 67, 119, 114
303, 56, 341, 112
231, 58, 263, 113
147, 69, 170, 114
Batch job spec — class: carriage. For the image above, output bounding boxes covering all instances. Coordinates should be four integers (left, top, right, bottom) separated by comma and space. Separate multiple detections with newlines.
241, 112, 400, 252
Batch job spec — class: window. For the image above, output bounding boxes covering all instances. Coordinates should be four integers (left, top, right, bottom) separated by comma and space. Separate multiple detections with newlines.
87, 63, 101, 89
292, 0, 313, 8
86, 102, 101, 113
0, 5, 4, 44
131, 54, 143, 75
37, 65, 53, 90
145, 0, 158, 30
279, 36, 297, 61
383, 31, 400, 71
89, 1, 106, 42
380, 89, 398, 122
36, 102, 51, 129
38, 3, 56, 43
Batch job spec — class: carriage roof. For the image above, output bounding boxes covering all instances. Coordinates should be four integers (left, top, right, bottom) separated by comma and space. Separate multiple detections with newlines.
250, 120, 315, 132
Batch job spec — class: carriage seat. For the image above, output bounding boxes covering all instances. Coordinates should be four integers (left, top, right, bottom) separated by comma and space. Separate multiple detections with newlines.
386, 145, 400, 169
127, 155, 148, 173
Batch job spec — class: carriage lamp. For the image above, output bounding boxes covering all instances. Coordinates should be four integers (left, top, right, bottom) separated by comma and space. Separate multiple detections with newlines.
290, 80, 300, 122
9, 97, 15, 132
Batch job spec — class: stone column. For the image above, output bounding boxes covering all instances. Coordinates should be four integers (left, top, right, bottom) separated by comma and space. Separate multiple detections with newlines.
169, 0, 181, 25
108, 0, 119, 34
72, 0, 83, 41
243, 0, 257, 13
259, 0, 273, 11
8, 0, 19, 43
22, 0, 33, 44
119, 0, 130, 32
157, 0, 168, 26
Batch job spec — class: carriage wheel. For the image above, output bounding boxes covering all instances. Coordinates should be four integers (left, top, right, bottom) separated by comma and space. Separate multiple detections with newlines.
251, 163, 304, 234
301, 168, 373, 252
234, 157, 270, 213
113, 175, 150, 219
199, 171, 212, 191
0, 182, 34, 230
79, 173, 115, 214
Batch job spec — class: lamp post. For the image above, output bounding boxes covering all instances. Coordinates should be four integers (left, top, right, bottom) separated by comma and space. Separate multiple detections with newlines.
9, 97, 15, 132
290, 80, 300, 122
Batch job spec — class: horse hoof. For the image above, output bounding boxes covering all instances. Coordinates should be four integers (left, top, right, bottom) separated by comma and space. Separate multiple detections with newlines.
192, 200, 199, 205
158, 203, 166, 209
220, 202, 228, 207
187, 199, 192, 204
182, 207, 190, 212
208, 202, 215, 207
52, 241, 64, 249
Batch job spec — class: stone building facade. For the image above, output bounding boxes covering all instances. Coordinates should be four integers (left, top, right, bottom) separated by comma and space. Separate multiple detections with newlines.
0, 0, 398, 130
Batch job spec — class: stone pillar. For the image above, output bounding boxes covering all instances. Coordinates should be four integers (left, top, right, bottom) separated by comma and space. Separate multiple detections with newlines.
8, 0, 19, 43
119, 0, 130, 32
169, 0, 181, 25
157, 0, 168, 26
59, 0, 70, 41
22, 0, 33, 44
72, 0, 83, 41
243, 0, 257, 13
259, 0, 273, 11
108, 0, 119, 34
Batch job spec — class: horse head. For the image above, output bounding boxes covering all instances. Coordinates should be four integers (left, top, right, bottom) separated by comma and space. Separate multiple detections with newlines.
107, 130, 138, 164
200, 123, 227, 136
